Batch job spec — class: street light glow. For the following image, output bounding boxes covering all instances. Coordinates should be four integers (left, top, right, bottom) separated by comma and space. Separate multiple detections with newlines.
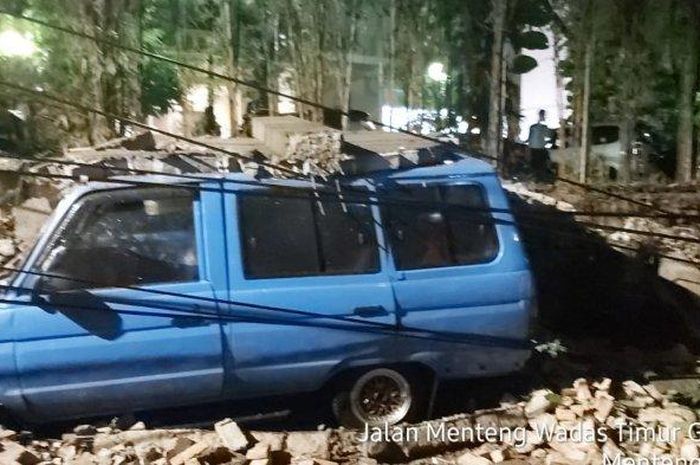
0, 29, 37, 57
427, 62, 447, 82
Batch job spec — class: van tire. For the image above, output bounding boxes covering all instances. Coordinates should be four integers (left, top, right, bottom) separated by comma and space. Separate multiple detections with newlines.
331, 367, 428, 428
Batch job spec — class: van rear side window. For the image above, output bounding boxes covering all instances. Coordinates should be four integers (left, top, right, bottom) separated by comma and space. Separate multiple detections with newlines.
239, 188, 379, 278
381, 184, 498, 270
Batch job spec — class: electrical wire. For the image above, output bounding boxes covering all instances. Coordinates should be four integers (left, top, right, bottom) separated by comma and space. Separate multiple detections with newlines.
0, 9, 465, 153
0, 47, 696, 261
516, 222, 700, 267
0, 282, 531, 350
3, 151, 700, 222
0, 9, 686, 217
0, 81, 301, 178
4, 164, 700, 249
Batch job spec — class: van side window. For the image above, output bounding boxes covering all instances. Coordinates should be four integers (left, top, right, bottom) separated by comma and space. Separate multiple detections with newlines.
382, 184, 498, 270
239, 189, 379, 278
34, 188, 198, 291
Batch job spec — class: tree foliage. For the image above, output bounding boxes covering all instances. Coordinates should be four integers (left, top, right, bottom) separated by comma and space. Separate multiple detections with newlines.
0, 0, 697, 180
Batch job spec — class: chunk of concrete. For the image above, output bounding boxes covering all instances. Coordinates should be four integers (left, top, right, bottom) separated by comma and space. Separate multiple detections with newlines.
659, 258, 700, 296
573, 378, 592, 402
0, 441, 41, 465
286, 430, 331, 459
170, 442, 209, 465
11, 197, 52, 247
165, 437, 196, 461
524, 390, 554, 418
456, 451, 493, 465
0, 239, 14, 258
246, 441, 271, 460
250, 431, 286, 452
593, 393, 614, 422
214, 418, 249, 452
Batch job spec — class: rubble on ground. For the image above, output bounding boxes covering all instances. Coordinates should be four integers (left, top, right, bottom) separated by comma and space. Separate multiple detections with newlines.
2, 378, 700, 464
0, 205, 18, 281
503, 181, 700, 262
504, 181, 700, 297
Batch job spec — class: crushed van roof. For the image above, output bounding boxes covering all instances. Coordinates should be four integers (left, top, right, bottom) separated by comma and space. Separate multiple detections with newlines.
106, 153, 496, 187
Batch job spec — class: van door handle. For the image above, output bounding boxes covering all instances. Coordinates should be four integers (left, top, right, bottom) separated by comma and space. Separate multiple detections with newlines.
171, 315, 210, 328
353, 305, 388, 318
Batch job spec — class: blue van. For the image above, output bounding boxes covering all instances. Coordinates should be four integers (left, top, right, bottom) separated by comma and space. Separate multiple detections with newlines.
0, 156, 534, 426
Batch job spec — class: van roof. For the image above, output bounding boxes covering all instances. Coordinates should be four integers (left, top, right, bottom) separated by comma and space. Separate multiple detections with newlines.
104, 153, 496, 187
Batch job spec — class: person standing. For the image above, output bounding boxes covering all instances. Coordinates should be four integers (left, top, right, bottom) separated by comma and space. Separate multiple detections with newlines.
528, 109, 552, 182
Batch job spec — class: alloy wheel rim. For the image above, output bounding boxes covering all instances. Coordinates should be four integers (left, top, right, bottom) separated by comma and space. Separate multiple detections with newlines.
350, 369, 412, 426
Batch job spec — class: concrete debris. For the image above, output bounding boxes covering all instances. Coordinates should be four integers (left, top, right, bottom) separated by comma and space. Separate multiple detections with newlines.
251, 116, 345, 176
456, 451, 492, 465
214, 418, 249, 452
250, 432, 286, 452
92, 131, 159, 152
0, 238, 15, 257
246, 441, 271, 460
523, 390, 554, 418
286, 430, 332, 459
170, 441, 209, 465
11, 197, 52, 249
1, 378, 700, 463
503, 180, 700, 297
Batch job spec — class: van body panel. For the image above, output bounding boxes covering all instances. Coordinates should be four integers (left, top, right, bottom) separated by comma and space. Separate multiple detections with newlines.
3, 187, 227, 421
220, 181, 399, 397
374, 168, 533, 379
0, 157, 534, 422
11, 286, 224, 420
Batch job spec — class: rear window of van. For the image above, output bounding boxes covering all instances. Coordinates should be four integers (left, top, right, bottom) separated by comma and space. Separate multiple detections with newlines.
380, 184, 498, 270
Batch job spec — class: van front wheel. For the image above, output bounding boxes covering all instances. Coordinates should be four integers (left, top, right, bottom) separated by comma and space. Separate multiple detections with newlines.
332, 368, 426, 428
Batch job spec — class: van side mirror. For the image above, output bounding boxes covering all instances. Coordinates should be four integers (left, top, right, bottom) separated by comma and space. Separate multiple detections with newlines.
34, 274, 81, 297
34, 275, 57, 295
31, 276, 60, 308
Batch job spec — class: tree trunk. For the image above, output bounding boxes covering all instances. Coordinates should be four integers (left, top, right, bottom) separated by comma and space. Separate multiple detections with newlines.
388, 0, 396, 127
134, 0, 144, 122
499, 45, 508, 156
618, 24, 635, 183
552, 31, 568, 148
507, 74, 521, 141
579, 33, 593, 182
619, 116, 635, 182
676, 30, 697, 182
338, 0, 360, 130
225, 0, 240, 137
84, 0, 107, 144
181, 96, 193, 137
486, 0, 506, 161
267, 8, 280, 116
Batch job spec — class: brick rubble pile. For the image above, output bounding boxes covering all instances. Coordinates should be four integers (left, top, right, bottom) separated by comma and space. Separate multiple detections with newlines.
2, 378, 700, 464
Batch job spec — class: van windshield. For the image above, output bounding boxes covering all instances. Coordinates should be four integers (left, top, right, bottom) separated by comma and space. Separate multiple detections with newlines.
33, 188, 198, 292
380, 184, 498, 270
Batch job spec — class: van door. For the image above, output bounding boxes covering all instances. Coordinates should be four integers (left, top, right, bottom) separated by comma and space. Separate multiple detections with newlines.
379, 178, 532, 376
11, 186, 226, 420
221, 183, 397, 397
